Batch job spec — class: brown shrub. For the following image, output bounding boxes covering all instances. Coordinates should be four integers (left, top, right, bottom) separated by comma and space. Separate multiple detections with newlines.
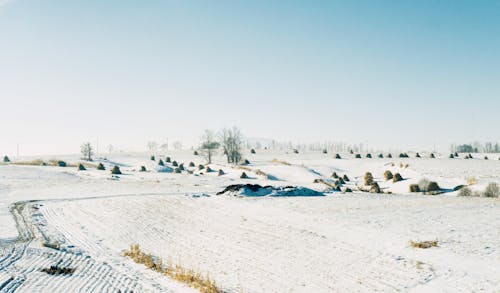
410, 240, 438, 249
384, 170, 393, 181
393, 173, 403, 183
364, 172, 374, 186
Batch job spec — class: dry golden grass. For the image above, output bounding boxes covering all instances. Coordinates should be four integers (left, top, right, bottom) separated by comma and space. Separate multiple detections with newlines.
467, 177, 478, 185
237, 166, 252, 171
271, 159, 291, 166
410, 240, 438, 249
13, 159, 46, 166
124, 244, 220, 293
255, 169, 267, 177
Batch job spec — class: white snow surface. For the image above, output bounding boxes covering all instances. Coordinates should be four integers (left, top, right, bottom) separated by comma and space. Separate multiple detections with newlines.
0, 150, 499, 292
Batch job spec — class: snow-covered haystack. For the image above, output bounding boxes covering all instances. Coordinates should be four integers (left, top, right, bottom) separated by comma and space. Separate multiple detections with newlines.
155, 165, 174, 173
217, 184, 324, 197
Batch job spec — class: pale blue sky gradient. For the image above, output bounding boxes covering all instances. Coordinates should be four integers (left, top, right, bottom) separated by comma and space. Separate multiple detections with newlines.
1, 0, 499, 155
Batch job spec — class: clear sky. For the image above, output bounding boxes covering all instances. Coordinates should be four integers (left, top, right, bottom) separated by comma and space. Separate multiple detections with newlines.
1, 0, 499, 155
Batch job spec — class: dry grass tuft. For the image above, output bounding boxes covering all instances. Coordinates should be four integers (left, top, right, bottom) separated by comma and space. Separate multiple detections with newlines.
271, 159, 291, 166
467, 177, 477, 185
13, 159, 46, 166
124, 244, 220, 293
410, 240, 438, 249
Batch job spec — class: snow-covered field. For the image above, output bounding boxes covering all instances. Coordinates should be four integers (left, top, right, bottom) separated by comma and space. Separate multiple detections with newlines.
0, 150, 499, 292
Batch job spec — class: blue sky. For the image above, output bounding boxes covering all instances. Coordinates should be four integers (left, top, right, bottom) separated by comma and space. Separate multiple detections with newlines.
1, 0, 499, 155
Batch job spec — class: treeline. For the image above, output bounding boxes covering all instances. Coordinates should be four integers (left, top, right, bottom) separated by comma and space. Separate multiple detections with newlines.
451, 142, 500, 153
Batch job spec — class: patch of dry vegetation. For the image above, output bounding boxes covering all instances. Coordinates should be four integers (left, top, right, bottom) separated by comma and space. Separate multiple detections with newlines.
13, 159, 46, 166
271, 159, 291, 166
124, 244, 220, 293
410, 240, 438, 249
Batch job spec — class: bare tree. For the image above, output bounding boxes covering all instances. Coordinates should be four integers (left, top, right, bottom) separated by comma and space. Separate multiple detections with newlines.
219, 127, 243, 164
147, 141, 158, 153
199, 130, 220, 164
173, 141, 183, 150
81, 142, 94, 161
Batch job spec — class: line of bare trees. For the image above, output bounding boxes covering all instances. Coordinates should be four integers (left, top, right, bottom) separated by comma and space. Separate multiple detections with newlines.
199, 127, 243, 164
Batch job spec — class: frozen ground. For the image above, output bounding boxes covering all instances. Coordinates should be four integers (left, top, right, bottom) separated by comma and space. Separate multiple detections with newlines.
0, 150, 499, 292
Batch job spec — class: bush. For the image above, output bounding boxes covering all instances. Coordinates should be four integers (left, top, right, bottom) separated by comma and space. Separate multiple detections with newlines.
343, 174, 350, 182
140, 166, 147, 172
343, 187, 353, 193
483, 183, 499, 198
57, 161, 67, 167
331, 172, 339, 178
250, 148, 256, 154
193, 150, 199, 156
111, 166, 122, 175
410, 240, 438, 249
392, 173, 403, 183
189, 162, 195, 167
337, 177, 345, 185
166, 157, 171, 163
158, 159, 164, 166
430, 153, 435, 158
242, 159, 250, 165
370, 182, 381, 193
458, 187, 473, 196
240, 172, 249, 179
293, 149, 299, 154
387, 153, 392, 158
364, 172, 374, 186
3, 156, 10, 163
484, 156, 489, 160
78, 163, 86, 171
454, 152, 459, 157
449, 154, 454, 159
383, 170, 393, 181
355, 154, 362, 159
378, 154, 384, 158
409, 184, 420, 192
206, 166, 214, 172
335, 154, 341, 159
178, 164, 185, 171
349, 150, 354, 154
172, 161, 178, 167
399, 153, 409, 158
218, 169, 225, 176
427, 181, 440, 192
198, 164, 205, 170
150, 155, 155, 161
416, 153, 421, 158
174, 168, 182, 174
366, 153, 372, 158
97, 163, 105, 170
322, 149, 327, 154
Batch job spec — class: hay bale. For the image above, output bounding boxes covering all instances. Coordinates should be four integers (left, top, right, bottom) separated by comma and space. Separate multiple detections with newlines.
78, 163, 86, 171
218, 169, 225, 176
198, 164, 205, 170
251, 148, 256, 154
150, 155, 155, 161
3, 156, 10, 163
166, 157, 171, 163
364, 172, 374, 186
172, 161, 178, 167
409, 184, 420, 192
97, 163, 105, 170
343, 174, 350, 182
370, 182, 381, 193
384, 170, 393, 181
189, 162, 195, 167
393, 173, 403, 183
335, 154, 342, 159
111, 166, 122, 175
366, 153, 372, 158
355, 154, 362, 159
240, 172, 249, 179
140, 166, 147, 172
331, 172, 339, 178
158, 159, 164, 166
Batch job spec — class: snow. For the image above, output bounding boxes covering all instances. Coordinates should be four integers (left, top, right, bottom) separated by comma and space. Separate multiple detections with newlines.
0, 150, 499, 292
